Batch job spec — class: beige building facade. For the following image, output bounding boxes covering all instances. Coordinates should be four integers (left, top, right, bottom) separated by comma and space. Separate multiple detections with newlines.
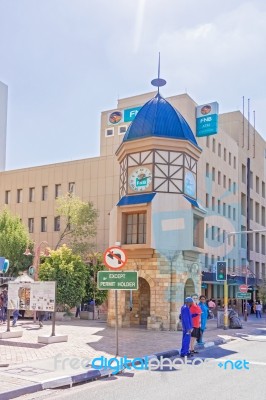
0, 84, 266, 330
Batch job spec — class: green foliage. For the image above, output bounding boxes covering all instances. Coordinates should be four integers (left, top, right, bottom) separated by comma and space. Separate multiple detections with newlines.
0, 209, 32, 276
258, 280, 266, 304
85, 252, 108, 306
55, 193, 98, 256
39, 245, 88, 309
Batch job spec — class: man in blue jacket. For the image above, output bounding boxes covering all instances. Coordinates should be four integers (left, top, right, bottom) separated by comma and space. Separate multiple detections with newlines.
197, 295, 208, 345
180, 297, 193, 357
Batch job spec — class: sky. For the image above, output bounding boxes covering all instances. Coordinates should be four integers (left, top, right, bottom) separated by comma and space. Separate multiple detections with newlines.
0, 0, 266, 170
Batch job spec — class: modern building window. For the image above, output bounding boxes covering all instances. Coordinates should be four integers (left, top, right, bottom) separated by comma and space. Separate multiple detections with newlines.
212, 167, 215, 182
256, 176, 260, 194
250, 234, 254, 251
28, 218, 34, 233
233, 182, 236, 194
5, 190, 10, 204
17, 189, 22, 203
218, 171, 221, 185
250, 199, 253, 220
125, 213, 146, 244
206, 194, 209, 208
228, 205, 231, 218
205, 254, 208, 269
206, 223, 209, 239
55, 184, 61, 198
206, 137, 210, 147
54, 216, 60, 231
105, 128, 114, 137
69, 182, 75, 194
41, 217, 47, 233
262, 206, 266, 226
218, 143, 221, 157
262, 181, 265, 198
119, 126, 127, 135
255, 202, 260, 223
212, 196, 215, 211
241, 226, 246, 248
262, 263, 266, 280
206, 163, 209, 177
223, 175, 226, 188
233, 156, 236, 169
233, 207, 236, 221
242, 164, 246, 184
212, 138, 216, 153
255, 262, 260, 279
228, 178, 231, 191
233, 259, 236, 273
217, 227, 221, 242
223, 148, 226, 161
255, 233, 260, 253
250, 171, 253, 189
223, 230, 226, 243
29, 187, 35, 202
262, 235, 266, 255
42, 186, 48, 201
211, 226, 215, 240
223, 203, 226, 216
211, 255, 215, 268
241, 193, 246, 216
218, 199, 221, 214
229, 152, 232, 165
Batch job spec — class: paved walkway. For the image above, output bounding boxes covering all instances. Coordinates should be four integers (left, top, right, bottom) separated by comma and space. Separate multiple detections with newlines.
0, 314, 265, 399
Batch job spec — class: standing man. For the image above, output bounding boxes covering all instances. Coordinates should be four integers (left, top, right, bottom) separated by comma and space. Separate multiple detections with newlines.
197, 295, 208, 345
255, 302, 262, 318
189, 299, 202, 354
180, 297, 194, 357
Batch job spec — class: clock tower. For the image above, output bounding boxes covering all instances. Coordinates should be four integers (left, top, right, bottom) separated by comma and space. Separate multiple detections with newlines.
108, 75, 205, 331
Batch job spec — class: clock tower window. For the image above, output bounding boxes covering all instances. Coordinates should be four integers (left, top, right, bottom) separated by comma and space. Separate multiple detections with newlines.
123, 212, 147, 244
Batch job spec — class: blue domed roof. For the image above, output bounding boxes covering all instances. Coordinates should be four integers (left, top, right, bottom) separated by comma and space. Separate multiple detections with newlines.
123, 93, 198, 147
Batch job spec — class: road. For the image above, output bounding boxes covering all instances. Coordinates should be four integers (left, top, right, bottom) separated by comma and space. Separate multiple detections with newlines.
20, 334, 266, 400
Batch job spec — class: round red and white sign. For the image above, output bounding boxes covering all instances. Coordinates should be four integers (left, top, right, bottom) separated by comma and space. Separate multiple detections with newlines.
239, 284, 248, 293
104, 247, 127, 270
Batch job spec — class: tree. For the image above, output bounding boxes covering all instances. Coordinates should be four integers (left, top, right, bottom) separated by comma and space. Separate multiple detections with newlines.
258, 279, 266, 305
38, 245, 88, 310
55, 193, 98, 256
0, 209, 32, 276
84, 252, 108, 306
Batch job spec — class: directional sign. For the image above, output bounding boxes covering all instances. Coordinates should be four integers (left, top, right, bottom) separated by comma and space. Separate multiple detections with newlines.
239, 284, 248, 293
104, 247, 127, 270
236, 292, 251, 300
97, 271, 138, 290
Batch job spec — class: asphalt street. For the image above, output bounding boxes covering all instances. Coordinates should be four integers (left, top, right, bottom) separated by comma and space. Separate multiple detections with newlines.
19, 333, 266, 400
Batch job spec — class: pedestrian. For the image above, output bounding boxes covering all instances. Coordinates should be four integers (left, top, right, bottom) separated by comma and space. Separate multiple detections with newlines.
246, 302, 251, 316
180, 297, 194, 357
189, 299, 202, 354
75, 304, 81, 318
12, 309, 22, 326
255, 302, 262, 318
0, 289, 8, 324
37, 311, 46, 327
197, 295, 208, 345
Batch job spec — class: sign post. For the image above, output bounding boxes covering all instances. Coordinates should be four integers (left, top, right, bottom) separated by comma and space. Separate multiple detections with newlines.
103, 246, 136, 357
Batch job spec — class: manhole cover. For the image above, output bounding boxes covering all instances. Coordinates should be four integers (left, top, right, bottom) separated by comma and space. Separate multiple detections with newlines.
6, 366, 50, 376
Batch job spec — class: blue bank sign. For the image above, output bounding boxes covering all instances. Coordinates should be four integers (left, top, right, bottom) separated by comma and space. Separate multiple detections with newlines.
108, 106, 142, 125
196, 102, 219, 137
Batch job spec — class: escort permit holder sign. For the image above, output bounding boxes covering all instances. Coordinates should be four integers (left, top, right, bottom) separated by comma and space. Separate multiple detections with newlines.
196, 101, 219, 137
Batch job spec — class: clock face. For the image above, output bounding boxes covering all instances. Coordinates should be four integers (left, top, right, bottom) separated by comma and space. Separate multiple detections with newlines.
129, 167, 152, 192
184, 171, 196, 197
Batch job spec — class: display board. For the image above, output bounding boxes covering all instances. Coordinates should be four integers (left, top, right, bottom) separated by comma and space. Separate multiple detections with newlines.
8, 281, 56, 311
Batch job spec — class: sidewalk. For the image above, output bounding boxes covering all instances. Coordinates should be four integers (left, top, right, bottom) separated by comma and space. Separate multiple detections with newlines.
0, 314, 265, 399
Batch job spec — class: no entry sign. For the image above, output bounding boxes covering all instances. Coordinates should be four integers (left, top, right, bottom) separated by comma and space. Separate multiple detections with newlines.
239, 284, 248, 293
104, 246, 127, 270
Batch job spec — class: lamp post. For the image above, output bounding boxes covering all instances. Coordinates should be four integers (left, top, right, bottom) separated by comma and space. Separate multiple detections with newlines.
223, 228, 266, 329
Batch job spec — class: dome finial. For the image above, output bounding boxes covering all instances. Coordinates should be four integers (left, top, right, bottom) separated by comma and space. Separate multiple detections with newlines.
151, 52, 166, 93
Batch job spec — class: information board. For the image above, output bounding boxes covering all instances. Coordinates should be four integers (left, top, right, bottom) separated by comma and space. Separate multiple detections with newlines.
8, 281, 56, 311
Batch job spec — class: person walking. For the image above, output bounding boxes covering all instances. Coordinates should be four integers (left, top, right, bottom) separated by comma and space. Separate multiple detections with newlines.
189, 299, 202, 354
255, 302, 262, 318
197, 295, 208, 345
0, 289, 8, 324
37, 311, 46, 327
12, 309, 22, 327
180, 297, 194, 357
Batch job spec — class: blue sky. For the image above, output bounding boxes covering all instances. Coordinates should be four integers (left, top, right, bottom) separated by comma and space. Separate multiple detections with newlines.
1, 0, 266, 170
